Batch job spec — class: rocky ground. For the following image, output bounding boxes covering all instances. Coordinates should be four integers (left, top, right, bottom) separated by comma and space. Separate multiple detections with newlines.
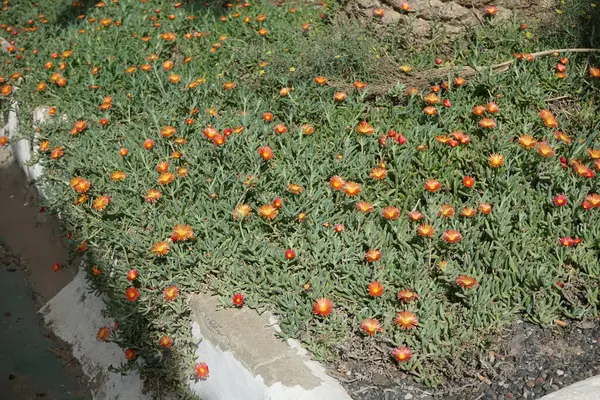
332, 319, 600, 399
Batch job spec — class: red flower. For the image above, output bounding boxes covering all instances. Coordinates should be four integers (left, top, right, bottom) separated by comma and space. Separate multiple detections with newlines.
392, 346, 412, 362
553, 194, 568, 207
96, 326, 111, 342
407, 210, 424, 222
127, 269, 139, 281
285, 248, 296, 260
125, 348, 137, 361
559, 237, 575, 247
195, 362, 209, 379
313, 297, 333, 317
52, 262, 61, 272
232, 293, 244, 307
272, 197, 283, 209
462, 176, 475, 188
159, 335, 173, 348
125, 287, 140, 302
368, 281, 384, 297
258, 146, 274, 161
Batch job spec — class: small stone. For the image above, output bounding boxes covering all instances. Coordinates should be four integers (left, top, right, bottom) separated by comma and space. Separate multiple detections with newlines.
551, 384, 560, 391
542, 383, 552, 392
8, 374, 15, 380
526, 380, 535, 388
533, 386, 542, 394
556, 370, 564, 376
498, 395, 505, 400
404, 394, 413, 400
506, 393, 514, 399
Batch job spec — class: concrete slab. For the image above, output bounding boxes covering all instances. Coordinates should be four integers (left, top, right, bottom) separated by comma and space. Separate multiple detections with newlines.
540, 375, 600, 400
189, 293, 352, 400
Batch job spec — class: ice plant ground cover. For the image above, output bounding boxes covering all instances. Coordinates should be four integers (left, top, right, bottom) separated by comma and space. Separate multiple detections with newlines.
1, 0, 600, 395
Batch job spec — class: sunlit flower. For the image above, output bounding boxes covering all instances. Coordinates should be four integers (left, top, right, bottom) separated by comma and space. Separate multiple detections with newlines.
391, 346, 412, 362
360, 318, 382, 336
96, 326, 111, 342
455, 274, 478, 288
313, 297, 333, 316
442, 229, 462, 243
416, 224, 435, 238
125, 287, 140, 302
424, 179, 441, 192
395, 311, 418, 330
233, 204, 252, 221
151, 241, 170, 256
163, 285, 179, 301
171, 224, 194, 242
369, 167, 387, 180
381, 206, 400, 220
365, 249, 382, 263
368, 281, 384, 297
258, 204, 278, 220
518, 134, 537, 149
195, 362, 209, 379
488, 153, 504, 168
92, 195, 110, 211
287, 183, 303, 194
355, 201, 374, 213
407, 210, 424, 221
342, 181, 361, 197
356, 121, 375, 135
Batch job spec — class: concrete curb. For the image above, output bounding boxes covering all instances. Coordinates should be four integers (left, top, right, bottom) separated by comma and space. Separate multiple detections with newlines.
539, 375, 600, 400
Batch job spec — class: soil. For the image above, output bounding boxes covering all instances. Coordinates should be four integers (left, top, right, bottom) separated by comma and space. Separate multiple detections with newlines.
331, 319, 600, 399
0, 146, 92, 399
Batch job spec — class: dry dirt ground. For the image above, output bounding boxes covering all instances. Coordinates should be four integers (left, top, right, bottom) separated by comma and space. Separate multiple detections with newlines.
0, 145, 91, 399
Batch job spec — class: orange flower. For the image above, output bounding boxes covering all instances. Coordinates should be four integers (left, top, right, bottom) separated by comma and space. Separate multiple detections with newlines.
368, 281, 384, 297
262, 112, 274, 122
272, 198, 283, 209
381, 206, 400, 220
372, 8, 385, 17
110, 171, 126, 181
365, 249, 382, 263
486, 102, 499, 113
273, 123, 288, 134
127, 269, 138, 281
423, 106, 437, 116
391, 346, 412, 363
70, 177, 91, 193
397, 289, 419, 303
145, 189, 162, 203
92, 195, 110, 211
163, 285, 179, 301
314, 76, 328, 85
479, 118, 496, 129
461, 207, 477, 217
279, 87, 290, 96
407, 210, 424, 221
472, 105, 485, 116
203, 126, 218, 139
438, 204, 455, 218
171, 224, 194, 242
257, 27, 269, 36
454, 76, 466, 86
156, 161, 169, 173
1, 84, 13, 96
479, 202, 492, 215
488, 153, 505, 168
360, 318, 382, 336
233, 204, 252, 221
395, 311, 419, 330
355, 201, 374, 213
334, 224, 345, 233
301, 124, 314, 135
353, 81, 367, 90
424, 179, 441, 192
143, 139, 155, 150
518, 134, 537, 149
442, 229, 462, 243
356, 121, 375, 135
159, 335, 173, 348
333, 92, 346, 101
455, 274, 478, 289
0, 136, 7, 147
590, 67, 600, 78
342, 181, 361, 197
369, 167, 387, 180
125, 287, 140, 302
258, 146, 274, 161
195, 362, 209, 379
50, 146, 64, 159
96, 326, 111, 342
222, 81, 237, 90
329, 175, 345, 190
313, 297, 333, 316
258, 204, 278, 220
424, 93, 440, 105
416, 224, 435, 238
162, 60, 174, 71
539, 109, 558, 128
119, 148, 128, 156
158, 172, 175, 185
151, 241, 170, 256
161, 126, 176, 138
74, 194, 88, 205
536, 142, 554, 158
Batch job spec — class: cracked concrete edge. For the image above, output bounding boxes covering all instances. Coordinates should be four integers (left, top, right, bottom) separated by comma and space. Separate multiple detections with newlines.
189, 293, 352, 400
539, 375, 600, 400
